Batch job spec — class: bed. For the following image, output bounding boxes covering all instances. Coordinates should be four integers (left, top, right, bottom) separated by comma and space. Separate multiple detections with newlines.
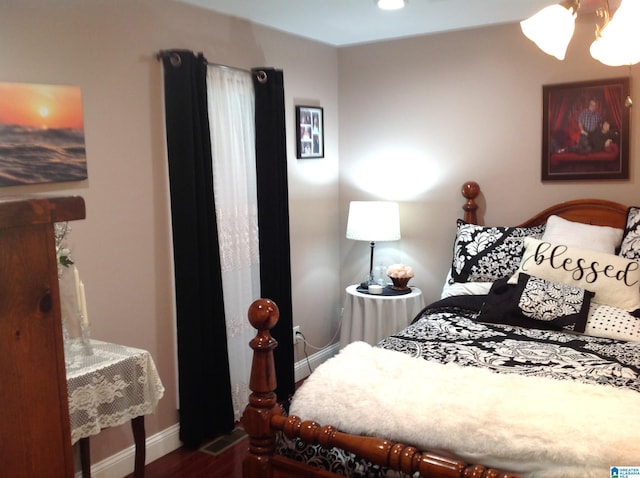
241, 181, 640, 478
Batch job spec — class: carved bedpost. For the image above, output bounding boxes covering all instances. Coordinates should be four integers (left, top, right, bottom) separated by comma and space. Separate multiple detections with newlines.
242, 299, 283, 478
461, 181, 481, 225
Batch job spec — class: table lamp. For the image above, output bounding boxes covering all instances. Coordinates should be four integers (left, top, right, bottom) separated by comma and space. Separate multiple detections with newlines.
346, 201, 401, 287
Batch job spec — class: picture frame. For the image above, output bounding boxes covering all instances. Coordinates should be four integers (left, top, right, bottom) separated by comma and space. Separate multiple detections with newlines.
542, 77, 630, 181
296, 106, 324, 159
0, 81, 88, 187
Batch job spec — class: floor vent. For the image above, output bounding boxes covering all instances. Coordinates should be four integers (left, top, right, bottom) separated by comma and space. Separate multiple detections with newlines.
199, 427, 247, 456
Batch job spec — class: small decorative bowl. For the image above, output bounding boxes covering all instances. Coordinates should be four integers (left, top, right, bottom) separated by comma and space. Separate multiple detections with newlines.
389, 276, 411, 291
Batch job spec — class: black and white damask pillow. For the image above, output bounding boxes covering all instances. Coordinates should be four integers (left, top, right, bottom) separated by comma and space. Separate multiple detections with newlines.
516, 274, 593, 332
619, 206, 640, 261
477, 275, 593, 332
450, 220, 545, 283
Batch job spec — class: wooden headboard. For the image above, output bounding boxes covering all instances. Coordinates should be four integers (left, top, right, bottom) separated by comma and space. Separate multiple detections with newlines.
461, 180, 628, 229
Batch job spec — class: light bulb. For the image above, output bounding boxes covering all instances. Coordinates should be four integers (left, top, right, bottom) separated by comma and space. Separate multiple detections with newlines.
377, 0, 405, 11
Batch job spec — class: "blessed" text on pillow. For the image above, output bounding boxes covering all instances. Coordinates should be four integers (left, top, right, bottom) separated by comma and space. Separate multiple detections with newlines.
521, 241, 639, 287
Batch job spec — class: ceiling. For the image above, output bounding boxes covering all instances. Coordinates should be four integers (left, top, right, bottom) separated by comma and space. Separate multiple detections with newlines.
175, 0, 611, 46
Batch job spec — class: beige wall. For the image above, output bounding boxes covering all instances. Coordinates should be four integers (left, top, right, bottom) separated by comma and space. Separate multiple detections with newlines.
338, 16, 640, 305
0, 0, 340, 466
2, 0, 639, 470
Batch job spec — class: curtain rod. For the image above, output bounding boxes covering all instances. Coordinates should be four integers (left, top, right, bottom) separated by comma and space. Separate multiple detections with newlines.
156, 50, 251, 74
208, 61, 252, 74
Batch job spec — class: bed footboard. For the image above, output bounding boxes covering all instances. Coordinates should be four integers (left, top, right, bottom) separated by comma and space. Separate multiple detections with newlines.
241, 298, 520, 478
271, 414, 519, 478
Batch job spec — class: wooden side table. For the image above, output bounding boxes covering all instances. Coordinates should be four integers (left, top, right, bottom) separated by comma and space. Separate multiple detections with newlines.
65, 339, 165, 478
340, 284, 425, 347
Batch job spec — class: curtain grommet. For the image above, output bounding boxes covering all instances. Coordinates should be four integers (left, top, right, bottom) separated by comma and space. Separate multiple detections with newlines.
170, 53, 182, 67
255, 70, 267, 83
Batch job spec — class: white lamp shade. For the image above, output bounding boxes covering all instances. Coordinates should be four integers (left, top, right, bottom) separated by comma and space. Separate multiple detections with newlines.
590, 0, 640, 66
520, 4, 576, 60
346, 201, 401, 242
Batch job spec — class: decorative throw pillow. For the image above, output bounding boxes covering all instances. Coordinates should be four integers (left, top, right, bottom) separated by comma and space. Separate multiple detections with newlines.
542, 215, 623, 254
510, 237, 640, 312
450, 220, 545, 283
516, 274, 592, 332
585, 303, 640, 342
619, 207, 640, 261
477, 275, 593, 332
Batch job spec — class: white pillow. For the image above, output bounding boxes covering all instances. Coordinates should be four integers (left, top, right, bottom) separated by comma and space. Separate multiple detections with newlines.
441, 279, 492, 298
541, 215, 623, 254
510, 237, 640, 312
586, 304, 640, 342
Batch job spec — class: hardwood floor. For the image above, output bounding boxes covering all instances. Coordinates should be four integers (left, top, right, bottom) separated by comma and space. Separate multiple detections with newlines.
123, 434, 249, 478
126, 383, 305, 478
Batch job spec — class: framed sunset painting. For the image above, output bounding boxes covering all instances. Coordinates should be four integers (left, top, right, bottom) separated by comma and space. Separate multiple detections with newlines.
0, 82, 87, 187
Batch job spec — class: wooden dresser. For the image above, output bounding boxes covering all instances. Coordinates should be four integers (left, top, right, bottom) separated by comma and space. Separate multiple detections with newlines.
0, 196, 85, 477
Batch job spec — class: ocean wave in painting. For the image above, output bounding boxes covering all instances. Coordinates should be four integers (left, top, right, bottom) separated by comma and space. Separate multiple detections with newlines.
0, 123, 87, 186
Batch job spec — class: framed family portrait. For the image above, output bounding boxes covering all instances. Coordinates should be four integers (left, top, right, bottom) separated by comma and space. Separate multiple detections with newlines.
542, 77, 630, 181
296, 106, 324, 159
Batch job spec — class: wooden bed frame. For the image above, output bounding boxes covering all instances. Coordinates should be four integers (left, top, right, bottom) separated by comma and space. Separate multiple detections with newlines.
242, 181, 629, 478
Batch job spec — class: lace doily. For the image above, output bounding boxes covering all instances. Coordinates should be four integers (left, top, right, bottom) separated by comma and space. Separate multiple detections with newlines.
66, 340, 165, 444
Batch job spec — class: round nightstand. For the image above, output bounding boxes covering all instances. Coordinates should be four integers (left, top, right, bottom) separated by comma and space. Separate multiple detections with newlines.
340, 284, 425, 347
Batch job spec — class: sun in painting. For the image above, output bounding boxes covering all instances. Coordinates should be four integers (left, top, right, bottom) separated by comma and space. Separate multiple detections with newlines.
39, 105, 50, 128
0, 82, 84, 130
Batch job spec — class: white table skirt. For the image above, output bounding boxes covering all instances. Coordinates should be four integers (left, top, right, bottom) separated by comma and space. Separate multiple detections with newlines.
340, 284, 425, 347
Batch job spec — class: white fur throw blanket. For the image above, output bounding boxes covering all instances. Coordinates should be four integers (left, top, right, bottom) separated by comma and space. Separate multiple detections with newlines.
290, 342, 640, 478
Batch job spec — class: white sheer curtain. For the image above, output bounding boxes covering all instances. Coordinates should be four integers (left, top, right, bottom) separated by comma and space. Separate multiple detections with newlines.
206, 66, 259, 421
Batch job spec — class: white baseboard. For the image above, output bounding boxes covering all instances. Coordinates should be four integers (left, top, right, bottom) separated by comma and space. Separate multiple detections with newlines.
81, 343, 339, 477
75, 423, 181, 478
295, 342, 340, 382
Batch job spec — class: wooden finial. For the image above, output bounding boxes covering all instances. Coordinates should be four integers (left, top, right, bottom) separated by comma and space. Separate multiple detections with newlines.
461, 181, 481, 225
247, 298, 279, 332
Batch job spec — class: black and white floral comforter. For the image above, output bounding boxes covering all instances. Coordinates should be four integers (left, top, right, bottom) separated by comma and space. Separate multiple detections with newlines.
277, 296, 640, 477
379, 299, 640, 393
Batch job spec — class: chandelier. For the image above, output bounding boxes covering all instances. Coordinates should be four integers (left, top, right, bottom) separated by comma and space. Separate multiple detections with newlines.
521, 0, 640, 66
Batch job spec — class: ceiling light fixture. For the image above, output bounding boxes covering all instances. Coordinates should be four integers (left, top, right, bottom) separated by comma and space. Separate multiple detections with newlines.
377, 0, 405, 11
521, 0, 640, 69
520, 0, 579, 61
590, 0, 640, 66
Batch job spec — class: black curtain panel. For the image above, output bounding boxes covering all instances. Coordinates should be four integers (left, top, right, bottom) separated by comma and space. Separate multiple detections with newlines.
252, 68, 295, 401
160, 50, 234, 448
